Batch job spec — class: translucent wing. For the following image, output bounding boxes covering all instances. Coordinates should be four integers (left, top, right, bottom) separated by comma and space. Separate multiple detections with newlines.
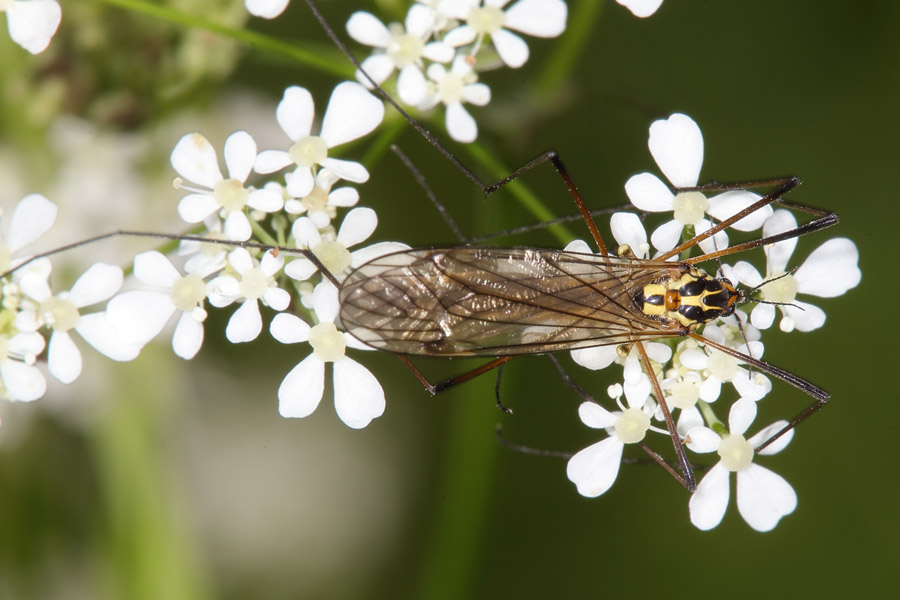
338, 247, 688, 356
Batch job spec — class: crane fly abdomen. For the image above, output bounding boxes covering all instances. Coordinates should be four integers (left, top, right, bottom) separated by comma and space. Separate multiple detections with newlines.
337, 247, 730, 357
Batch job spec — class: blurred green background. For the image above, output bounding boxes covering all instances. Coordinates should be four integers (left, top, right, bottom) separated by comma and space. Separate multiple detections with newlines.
0, 0, 897, 598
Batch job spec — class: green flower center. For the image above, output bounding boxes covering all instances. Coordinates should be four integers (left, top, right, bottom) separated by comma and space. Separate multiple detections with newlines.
170, 274, 206, 312
387, 32, 425, 68
214, 179, 249, 212
309, 322, 346, 362
302, 186, 330, 213
673, 191, 708, 225
239, 268, 269, 301
718, 433, 754, 472
40, 297, 80, 332
312, 240, 352, 274
289, 136, 328, 168
670, 380, 700, 410
707, 351, 738, 382
760, 270, 798, 304
437, 73, 465, 105
468, 6, 505, 34
614, 408, 651, 444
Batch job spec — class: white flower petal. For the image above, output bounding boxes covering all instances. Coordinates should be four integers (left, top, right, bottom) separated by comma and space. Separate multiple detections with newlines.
422, 41, 455, 63
69, 264, 122, 307
794, 238, 860, 298
783, 300, 826, 332
7, 194, 57, 252
685, 426, 721, 454
270, 312, 311, 344
133, 251, 181, 287
578, 401, 618, 429
445, 102, 477, 143
405, 3, 435, 36
171, 133, 223, 188
732, 370, 771, 402
263, 287, 290, 311
276, 86, 315, 142
253, 149, 292, 174
333, 357, 386, 429
172, 312, 204, 359
563, 239, 592, 254
107, 290, 176, 345
566, 437, 624, 498
610, 212, 647, 254
350, 242, 411, 268
76, 313, 141, 361
356, 54, 395, 87
178, 193, 220, 224
749, 303, 776, 330
570, 346, 618, 371
762, 209, 798, 273
48, 331, 82, 384
336, 207, 377, 248
731, 260, 763, 288
313, 282, 340, 323
320, 158, 370, 184
328, 187, 359, 207
650, 219, 683, 253
748, 420, 794, 455
6, 0, 61, 54
320, 82, 385, 148
397, 64, 428, 106
225, 301, 262, 343
624, 173, 674, 213
223, 131, 256, 182
492, 28, 529, 68
462, 82, 491, 106
285, 257, 319, 281
707, 191, 769, 232
616, 0, 664, 18
689, 463, 730, 531
346, 12, 391, 48
223, 211, 252, 242
728, 398, 758, 436
504, 0, 567, 37
278, 355, 325, 419
227, 247, 253, 275
245, 0, 290, 19
648, 113, 703, 188
247, 187, 284, 212
1, 360, 46, 402
736, 464, 797, 532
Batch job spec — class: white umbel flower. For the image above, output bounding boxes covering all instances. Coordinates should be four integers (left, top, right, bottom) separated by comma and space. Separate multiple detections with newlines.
270, 282, 385, 429
347, 5, 454, 105
567, 383, 653, 497
254, 83, 385, 198
206, 249, 290, 343
687, 398, 797, 532
281, 170, 360, 228
731, 209, 861, 332
440, 0, 568, 68
171, 131, 283, 241
107, 251, 220, 360
1, 0, 61, 54
421, 56, 491, 143
16, 262, 140, 384
624, 113, 771, 253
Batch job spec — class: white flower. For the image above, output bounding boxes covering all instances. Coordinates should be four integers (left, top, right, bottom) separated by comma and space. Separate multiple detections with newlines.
171, 131, 283, 241
440, 0, 568, 68
687, 398, 797, 532
245, 0, 289, 20
284, 207, 410, 282
270, 282, 385, 429
616, 0, 663, 18
15, 262, 140, 384
281, 170, 360, 228
624, 113, 771, 253
347, 6, 454, 105
107, 251, 220, 360
678, 323, 771, 402
421, 56, 491, 143
731, 209, 861, 332
0, 193, 58, 275
206, 248, 290, 343
0, 331, 46, 401
1, 0, 61, 54
567, 383, 654, 497
254, 83, 385, 198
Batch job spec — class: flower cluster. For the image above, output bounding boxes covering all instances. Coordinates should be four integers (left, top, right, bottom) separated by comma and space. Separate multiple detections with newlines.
565, 113, 861, 531
0, 0, 862, 534
345, 0, 568, 142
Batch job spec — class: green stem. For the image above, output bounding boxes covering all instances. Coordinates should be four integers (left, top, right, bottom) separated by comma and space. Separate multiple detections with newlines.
96, 0, 353, 78
698, 400, 727, 436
